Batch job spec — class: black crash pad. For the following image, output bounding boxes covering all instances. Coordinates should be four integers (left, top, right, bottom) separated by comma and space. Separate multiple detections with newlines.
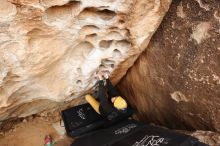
62, 103, 102, 137
71, 119, 208, 146
62, 103, 133, 137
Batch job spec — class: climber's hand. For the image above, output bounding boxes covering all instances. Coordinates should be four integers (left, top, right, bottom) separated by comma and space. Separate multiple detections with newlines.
103, 71, 110, 79
98, 71, 104, 80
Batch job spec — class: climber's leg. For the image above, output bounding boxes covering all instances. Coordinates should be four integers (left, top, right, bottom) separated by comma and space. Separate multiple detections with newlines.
97, 80, 108, 103
85, 95, 100, 114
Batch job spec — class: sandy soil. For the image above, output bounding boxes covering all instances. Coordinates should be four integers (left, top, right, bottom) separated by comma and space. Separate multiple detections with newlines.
0, 117, 73, 146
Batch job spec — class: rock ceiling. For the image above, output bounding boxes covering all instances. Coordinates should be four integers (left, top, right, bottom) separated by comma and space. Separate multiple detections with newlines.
0, 0, 171, 120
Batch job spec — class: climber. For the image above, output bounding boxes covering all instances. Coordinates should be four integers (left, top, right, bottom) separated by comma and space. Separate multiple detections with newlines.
85, 71, 128, 121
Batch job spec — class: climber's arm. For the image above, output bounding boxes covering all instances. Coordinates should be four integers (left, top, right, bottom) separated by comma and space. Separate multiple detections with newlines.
106, 79, 120, 98
97, 80, 108, 103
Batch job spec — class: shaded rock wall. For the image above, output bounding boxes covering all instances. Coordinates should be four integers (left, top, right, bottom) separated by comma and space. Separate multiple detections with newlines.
0, 0, 171, 120
118, 0, 220, 132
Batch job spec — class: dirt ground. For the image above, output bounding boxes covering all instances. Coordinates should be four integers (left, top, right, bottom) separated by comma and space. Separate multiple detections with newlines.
0, 117, 73, 146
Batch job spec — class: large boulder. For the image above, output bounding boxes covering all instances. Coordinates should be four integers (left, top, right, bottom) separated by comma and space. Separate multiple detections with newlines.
0, 0, 171, 120
118, 0, 220, 132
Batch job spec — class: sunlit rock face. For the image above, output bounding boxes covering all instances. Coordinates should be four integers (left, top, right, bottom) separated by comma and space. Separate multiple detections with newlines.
118, 0, 220, 132
0, 0, 171, 120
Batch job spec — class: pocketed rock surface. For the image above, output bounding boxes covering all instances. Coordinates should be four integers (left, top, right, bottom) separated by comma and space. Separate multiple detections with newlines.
0, 0, 171, 120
